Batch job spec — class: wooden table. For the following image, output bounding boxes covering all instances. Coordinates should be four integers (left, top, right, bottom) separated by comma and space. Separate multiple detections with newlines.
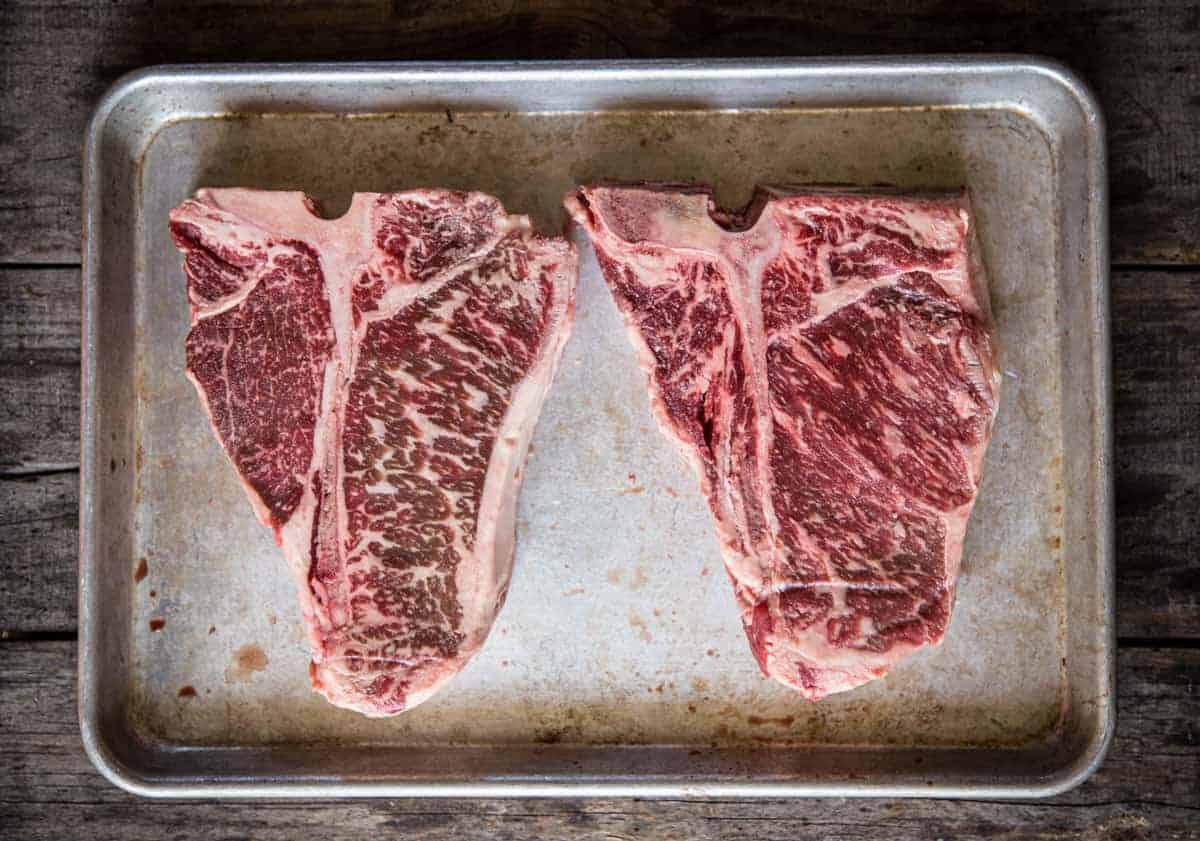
2, 3, 1197, 838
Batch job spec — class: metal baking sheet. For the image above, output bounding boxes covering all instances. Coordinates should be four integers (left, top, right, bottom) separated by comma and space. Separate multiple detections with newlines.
80, 58, 1113, 798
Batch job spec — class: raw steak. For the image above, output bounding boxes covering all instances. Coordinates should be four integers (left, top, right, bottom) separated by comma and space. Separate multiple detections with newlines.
566, 184, 999, 700
170, 189, 577, 716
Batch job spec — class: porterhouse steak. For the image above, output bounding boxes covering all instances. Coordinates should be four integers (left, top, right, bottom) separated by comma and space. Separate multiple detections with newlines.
567, 184, 999, 699
170, 189, 577, 716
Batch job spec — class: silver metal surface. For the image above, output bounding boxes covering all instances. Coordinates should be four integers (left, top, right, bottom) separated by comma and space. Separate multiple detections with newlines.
80, 57, 1113, 799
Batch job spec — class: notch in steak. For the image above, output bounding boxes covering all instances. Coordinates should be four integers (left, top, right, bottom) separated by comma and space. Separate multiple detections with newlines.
170, 189, 577, 716
566, 184, 999, 700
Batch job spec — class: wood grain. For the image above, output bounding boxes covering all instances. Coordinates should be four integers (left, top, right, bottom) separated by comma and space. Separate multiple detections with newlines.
1, 0, 1197, 264
0, 268, 78, 474
4, 267, 1196, 637
1, 641, 1196, 837
0, 267, 80, 631
0, 472, 77, 633
1113, 270, 1200, 638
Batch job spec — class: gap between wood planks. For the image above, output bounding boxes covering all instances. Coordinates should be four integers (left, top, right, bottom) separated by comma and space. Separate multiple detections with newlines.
0, 630, 76, 642
0, 464, 78, 478
0, 262, 80, 271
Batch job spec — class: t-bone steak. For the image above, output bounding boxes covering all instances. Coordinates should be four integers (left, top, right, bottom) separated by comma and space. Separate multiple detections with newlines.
566, 184, 999, 700
170, 189, 577, 716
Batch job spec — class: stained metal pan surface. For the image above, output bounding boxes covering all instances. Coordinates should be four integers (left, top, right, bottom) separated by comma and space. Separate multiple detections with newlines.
80, 57, 1113, 798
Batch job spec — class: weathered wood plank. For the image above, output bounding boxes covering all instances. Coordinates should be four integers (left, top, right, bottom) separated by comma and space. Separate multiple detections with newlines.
0, 268, 78, 473
1, 641, 1197, 837
0, 267, 78, 630
1113, 270, 1200, 638
0, 472, 77, 632
1, 0, 1197, 264
3, 268, 1196, 637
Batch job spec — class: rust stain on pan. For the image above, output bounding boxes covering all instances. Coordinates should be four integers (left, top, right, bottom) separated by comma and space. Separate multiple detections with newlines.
225, 644, 269, 684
